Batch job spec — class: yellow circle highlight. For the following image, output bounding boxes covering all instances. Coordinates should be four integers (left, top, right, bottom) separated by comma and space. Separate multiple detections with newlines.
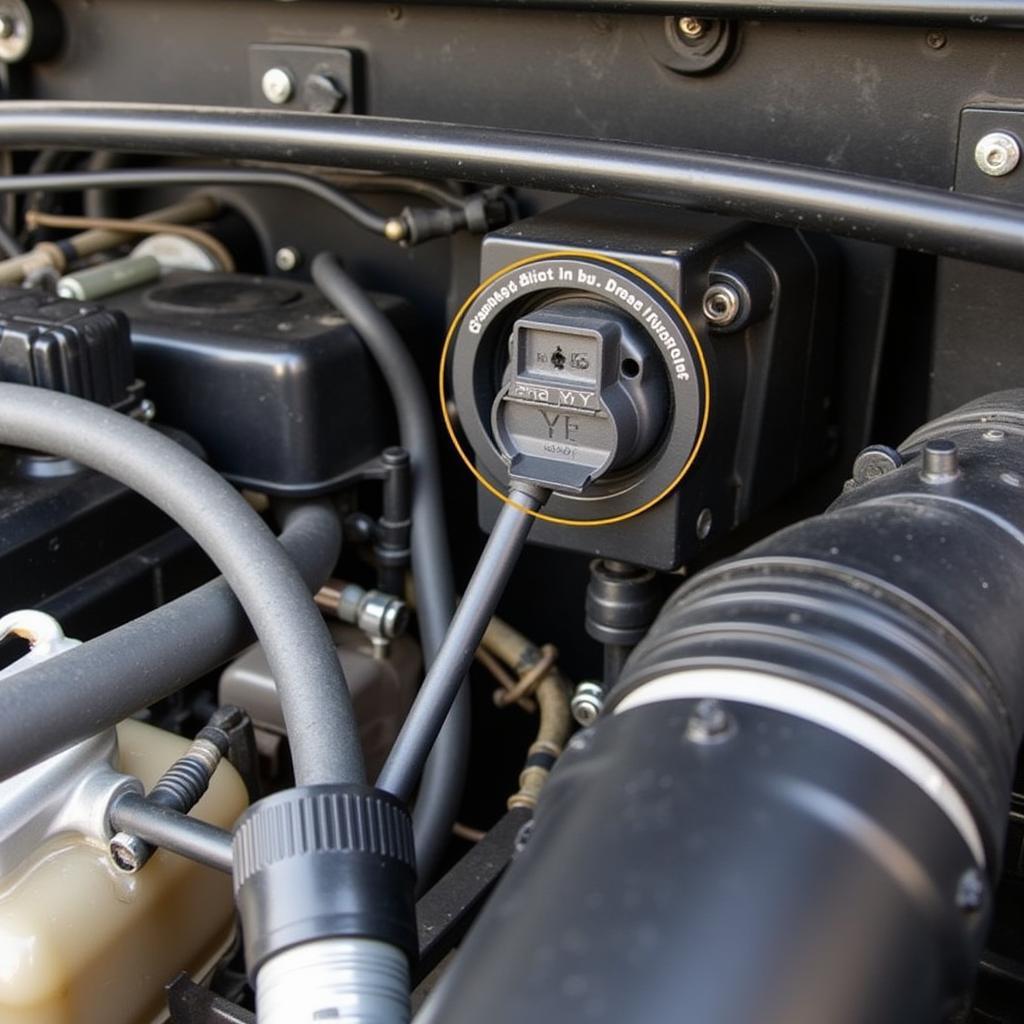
439, 250, 711, 527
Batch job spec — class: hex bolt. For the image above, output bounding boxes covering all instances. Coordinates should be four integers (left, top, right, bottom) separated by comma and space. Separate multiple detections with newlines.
702, 283, 742, 327
0, 14, 15, 39
677, 16, 708, 39
685, 698, 736, 744
274, 246, 301, 272
261, 66, 295, 105
955, 868, 986, 913
920, 438, 959, 482
975, 131, 1021, 178
851, 444, 903, 485
571, 681, 607, 727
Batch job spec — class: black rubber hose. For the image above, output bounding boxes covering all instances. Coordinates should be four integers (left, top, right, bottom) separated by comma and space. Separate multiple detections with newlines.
357, 0, 1024, 25
2, 102, 1024, 271
311, 253, 470, 883
377, 488, 545, 803
0, 384, 364, 787
0, 166, 393, 236
0, 500, 342, 782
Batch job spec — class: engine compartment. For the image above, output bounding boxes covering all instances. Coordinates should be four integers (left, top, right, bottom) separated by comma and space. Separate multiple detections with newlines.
2, 2, 1024, 1022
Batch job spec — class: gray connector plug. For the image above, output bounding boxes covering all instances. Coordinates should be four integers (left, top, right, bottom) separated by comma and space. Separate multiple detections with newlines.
491, 301, 669, 494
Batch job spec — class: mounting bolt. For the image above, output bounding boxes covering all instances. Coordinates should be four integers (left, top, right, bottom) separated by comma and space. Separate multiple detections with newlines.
975, 131, 1021, 178
685, 698, 736, 744
571, 681, 606, 727
851, 444, 903, 485
925, 30, 947, 50
109, 831, 148, 874
920, 438, 959, 482
274, 246, 301, 272
0, 14, 15, 39
955, 868, 986, 913
677, 16, 708, 39
702, 282, 741, 327
261, 66, 295, 105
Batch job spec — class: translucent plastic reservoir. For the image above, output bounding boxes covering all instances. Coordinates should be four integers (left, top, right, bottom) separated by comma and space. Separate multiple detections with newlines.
0, 719, 248, 1024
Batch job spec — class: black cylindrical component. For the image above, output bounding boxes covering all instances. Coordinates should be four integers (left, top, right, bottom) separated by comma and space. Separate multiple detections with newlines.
376, 446, 412, 597
0, 500, 341, 782
376, 487, 545, 803
232, 784, 418, 978
586, 559, 662, 687
3, 103, 1024, 272
419, 390, 1024, 1024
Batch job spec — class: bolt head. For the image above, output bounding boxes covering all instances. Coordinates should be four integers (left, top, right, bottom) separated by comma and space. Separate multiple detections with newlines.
925, 30, 947, 50
851, 444, 902, 485
920, 438, 959, 482
571, 681, 606, 727
109, 832, 146, 873
678, 16, 708, 39
274, 246, 301, 272
261, 66, 295, 105
702, 283, 741, 327
685, 698, 736, 744
975, 131, 1021, 177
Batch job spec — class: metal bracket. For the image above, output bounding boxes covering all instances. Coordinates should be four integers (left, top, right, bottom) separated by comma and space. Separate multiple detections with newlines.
249, 44, 363, 114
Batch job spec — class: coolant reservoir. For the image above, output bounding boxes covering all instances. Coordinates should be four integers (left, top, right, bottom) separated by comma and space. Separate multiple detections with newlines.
0, 615, 248, 1024
0, 719, 246, 1024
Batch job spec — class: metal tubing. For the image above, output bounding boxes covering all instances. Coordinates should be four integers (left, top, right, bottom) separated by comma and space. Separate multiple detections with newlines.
0, 166, 393, 235
109, 791, 234, 874
0, 385, 363, 788
311, 254, 470, 885
2, 102, 1024, 271
377, 489, 545, 803
357, 0, 1024, 24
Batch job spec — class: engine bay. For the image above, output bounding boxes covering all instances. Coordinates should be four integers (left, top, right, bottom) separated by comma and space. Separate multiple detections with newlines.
2, 3, 1024, 1022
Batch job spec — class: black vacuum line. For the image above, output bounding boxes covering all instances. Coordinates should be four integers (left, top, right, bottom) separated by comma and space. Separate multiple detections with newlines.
1, 102, 1023, 271
312, 252, 471, 885
377, 488, 546, 803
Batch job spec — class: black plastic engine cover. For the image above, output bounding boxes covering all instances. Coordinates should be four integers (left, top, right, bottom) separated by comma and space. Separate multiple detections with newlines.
114, 272, 398, 496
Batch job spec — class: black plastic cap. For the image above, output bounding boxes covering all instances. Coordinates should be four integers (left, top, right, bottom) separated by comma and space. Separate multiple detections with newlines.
233, 784, 418, 977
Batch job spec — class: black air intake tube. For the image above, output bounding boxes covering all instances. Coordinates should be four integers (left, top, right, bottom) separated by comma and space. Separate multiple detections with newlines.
418, 391, 1024, 1024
